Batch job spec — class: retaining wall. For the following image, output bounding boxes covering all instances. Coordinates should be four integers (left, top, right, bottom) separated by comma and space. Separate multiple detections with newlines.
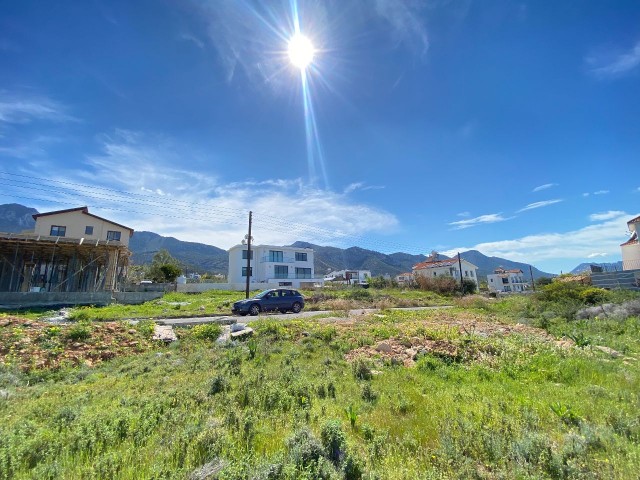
591, 269, 640, 290
0, 291, 164, 309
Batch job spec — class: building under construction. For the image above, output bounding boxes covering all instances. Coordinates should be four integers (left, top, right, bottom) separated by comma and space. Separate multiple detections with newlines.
0, 206, 134, 293
0, 232, 130, 293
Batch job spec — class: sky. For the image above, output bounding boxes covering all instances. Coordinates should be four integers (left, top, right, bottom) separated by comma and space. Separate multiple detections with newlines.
0, 0, 639, 274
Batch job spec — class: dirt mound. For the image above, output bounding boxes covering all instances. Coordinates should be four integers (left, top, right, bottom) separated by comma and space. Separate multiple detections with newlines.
0, 316, 154, 371
346, 338, 459, 367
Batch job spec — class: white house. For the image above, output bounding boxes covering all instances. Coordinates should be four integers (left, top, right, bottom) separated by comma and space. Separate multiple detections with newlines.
325, 269, 371, 284
487, 268, 529, 293
621, 215, 640, 271
412, 258, 479, 285
227, 244, 317, 288
395, 272, 414, 286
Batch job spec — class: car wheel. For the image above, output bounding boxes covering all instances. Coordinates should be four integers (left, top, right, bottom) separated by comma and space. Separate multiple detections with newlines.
291, 302, 302, 313
249, 304, 260, 316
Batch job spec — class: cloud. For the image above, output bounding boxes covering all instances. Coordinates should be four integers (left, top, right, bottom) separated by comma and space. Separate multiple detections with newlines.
442, 211, 635, 265
456, 211, 470, 218
586, 40, 640, 78
374, 0, 429, 56
178, 32, 205, 49
589, 211, 625, 221
517, 199, 563, 212
593, 190, 609, 195
448, 213, 510, 230
532, 183, 557, 192
5, 131, 398, 249
343, 182, 385, 194
0, 91, 75, 125
587, 252, 607, 259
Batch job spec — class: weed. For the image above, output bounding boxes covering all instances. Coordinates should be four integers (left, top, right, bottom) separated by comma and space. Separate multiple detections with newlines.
209, 374, 228, 395
361, 383, 378, 402
345, 404, 359, 429
247, 338, 258, 359
566, 331, 591, 348
64, 322, 92, 341
191, 323, 223, 341
352, 358, 373, 380
550, 402, 582, 426
321, 419, 346, 464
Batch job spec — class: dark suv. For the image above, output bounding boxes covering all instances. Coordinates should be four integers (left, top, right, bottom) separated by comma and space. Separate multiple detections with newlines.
232, 289, 305, 316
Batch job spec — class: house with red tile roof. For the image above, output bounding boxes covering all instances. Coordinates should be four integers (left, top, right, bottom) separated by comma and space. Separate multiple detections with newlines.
621, 215, 640, 271
412, 258, 478, 285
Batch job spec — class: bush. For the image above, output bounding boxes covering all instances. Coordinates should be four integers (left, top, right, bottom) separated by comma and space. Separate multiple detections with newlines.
461, 278, 477, 295
191, 323, 223, 341
209, 374, 228, 395
64, 322, 92, 341
321, 420, 346, 465
352, 358, 373, 380
415, 275, 458, 295
579, 287, 610, 305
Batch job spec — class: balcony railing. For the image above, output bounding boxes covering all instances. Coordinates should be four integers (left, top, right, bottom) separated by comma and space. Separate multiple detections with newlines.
269, 274, 314, 280
260, 255, 297, 263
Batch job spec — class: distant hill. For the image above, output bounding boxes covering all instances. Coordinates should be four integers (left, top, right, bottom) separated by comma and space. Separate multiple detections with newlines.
458, 250, 554, 280
0, 203, 555, 279
570, 261, 624, 274
0, 203, 37, 232
129, 231, 228, 274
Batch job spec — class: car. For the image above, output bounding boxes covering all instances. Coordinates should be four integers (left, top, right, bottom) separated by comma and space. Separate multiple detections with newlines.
232, 288, 305, 316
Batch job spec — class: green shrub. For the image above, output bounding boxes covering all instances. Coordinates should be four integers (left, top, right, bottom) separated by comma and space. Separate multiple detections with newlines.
134, 320, 155, 338
209, 374, 228, 395
64, 322, 92, 341
352, 358, 373, 380
347, 289, 372, 301
361, 383, 378, 402
342, 452, 364, 480
191, 323, 223, 341
321, 419, 346, 464
579, 287, 610, 305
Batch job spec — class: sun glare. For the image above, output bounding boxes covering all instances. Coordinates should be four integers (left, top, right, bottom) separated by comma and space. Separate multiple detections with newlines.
288, 33, 314, 70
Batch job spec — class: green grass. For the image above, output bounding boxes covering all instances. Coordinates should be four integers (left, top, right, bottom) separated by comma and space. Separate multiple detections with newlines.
2, 292, 640, 478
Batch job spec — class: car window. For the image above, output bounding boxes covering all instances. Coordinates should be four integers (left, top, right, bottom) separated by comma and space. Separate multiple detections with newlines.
281, 290, 290, 297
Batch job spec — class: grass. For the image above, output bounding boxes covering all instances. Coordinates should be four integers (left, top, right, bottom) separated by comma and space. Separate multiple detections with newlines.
1, 290, 640, 478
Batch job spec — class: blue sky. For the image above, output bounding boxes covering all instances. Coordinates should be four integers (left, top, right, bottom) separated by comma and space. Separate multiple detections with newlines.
1, 0, 639, 273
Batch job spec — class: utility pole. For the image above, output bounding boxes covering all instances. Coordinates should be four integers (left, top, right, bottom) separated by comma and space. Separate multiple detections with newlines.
457, 252, 464, 295
529, 265, 536, 292
245, 211, 252, 299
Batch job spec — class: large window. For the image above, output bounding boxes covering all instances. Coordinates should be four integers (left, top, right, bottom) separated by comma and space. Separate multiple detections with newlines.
242, 250, 253, 260
242, 267, 252, 277
106, 230, 121, 241
85, 226, 94, 235
295, 252, 307, 262
50, 225, 66, 237
274, 265, 288, 279
296, 267, 312, 279
268, 250, 283, 262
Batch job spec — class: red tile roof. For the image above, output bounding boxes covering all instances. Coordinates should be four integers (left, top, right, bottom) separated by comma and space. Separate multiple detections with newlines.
413, 259, 458, 270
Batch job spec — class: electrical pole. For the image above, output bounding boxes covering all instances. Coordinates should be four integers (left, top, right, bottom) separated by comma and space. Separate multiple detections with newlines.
457, 252, 464, 295
245, 211, 252, 299
529, 265, 536, 292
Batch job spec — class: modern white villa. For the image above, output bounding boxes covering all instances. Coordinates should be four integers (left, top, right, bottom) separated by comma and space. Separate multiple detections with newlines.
412, 258, 479, 285
487, 268, 529, 293
227, 244, 318, 289
324, 269, 371, 284
395, 272, 414, 286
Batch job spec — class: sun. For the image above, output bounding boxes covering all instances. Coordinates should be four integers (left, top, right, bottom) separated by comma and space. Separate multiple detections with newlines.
288, 33, 315, 70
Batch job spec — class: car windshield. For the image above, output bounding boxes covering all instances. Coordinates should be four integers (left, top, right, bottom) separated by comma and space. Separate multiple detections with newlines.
254, 290, 273, 299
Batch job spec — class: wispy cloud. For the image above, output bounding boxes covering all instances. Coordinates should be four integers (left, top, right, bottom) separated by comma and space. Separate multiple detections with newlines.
343, 182, 385, 194
448, 213, 510, 230
517, 199, 563, 212
586, 40, 640, 78
5, 130, 398, 248
532, 183, 557, 192
589, 211, 625, 221
178, 32, 205, 49
374, 0, 429, 56
0, 91, 75, 125
442, 211, 635, 267
457, 211, 470, 218
587, 252, 607, 259
583, 189, 610, 197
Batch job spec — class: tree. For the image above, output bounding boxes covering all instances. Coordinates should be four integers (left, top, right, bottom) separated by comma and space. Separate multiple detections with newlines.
148, 249, 182, 282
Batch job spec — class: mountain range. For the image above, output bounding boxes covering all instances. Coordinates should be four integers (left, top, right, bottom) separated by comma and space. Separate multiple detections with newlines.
0, 203, 556, 279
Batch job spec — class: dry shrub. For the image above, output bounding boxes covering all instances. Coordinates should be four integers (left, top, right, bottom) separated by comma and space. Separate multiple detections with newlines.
323, 298, 355, 312
415, 275, 458, 295
455, 295, 491, 310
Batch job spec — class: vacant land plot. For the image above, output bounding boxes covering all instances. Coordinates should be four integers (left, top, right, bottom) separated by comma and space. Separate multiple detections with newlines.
1, 288, 639, 479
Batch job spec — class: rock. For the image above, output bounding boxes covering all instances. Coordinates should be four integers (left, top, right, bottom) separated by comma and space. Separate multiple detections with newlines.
0, 389, 8, 400
189, 459, 227, 480
405, 348, 417, 359
199, 305, 206, 311
230, 323, 246, 333
230, 327, 253, 339
594, 345, 622, 358
375, 342, 393, 353
152, 325, 178, 343
128, 329, 137, 334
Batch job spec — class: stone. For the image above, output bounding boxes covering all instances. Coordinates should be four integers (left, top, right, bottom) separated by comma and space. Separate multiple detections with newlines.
189, 459, 227, 480
152, 325, 178, 343
128, 329, 137, 334
0, 389, 8, 400
594, 345, 622, 358
230, 323, 246, 333
375, 342, 393, 353
230, 327, 253, 339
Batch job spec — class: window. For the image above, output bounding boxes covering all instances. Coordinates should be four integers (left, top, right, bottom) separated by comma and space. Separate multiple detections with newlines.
242, 250, 253, 260
106, 231, 121, 241
465, 271, 469, 277
296, 267, 312, 279
242, 267, 253, 277
295, 252, 307, 262
274, 265, 288, 279
471, 271, 474, 277
50, 225, 66, 236
268, 250, 283, 262
85, 226, 94, 235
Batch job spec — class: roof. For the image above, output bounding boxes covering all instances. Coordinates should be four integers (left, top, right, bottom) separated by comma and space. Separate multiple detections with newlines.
33, 206, 134, 235
621, 231, 638, 246
627, 215, 640, 225
412, 258, 478, 270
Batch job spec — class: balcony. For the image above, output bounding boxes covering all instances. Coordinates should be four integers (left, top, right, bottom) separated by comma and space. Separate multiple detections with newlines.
260, 255, 296, 263
268, 274, 314, 280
